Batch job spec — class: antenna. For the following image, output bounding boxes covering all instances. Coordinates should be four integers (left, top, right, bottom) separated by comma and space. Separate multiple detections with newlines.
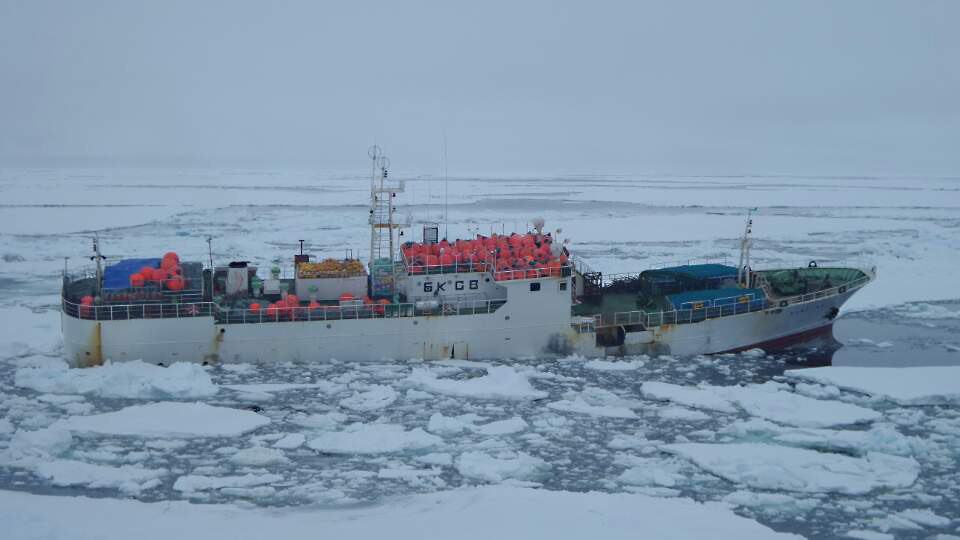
443, 132, 449, 240
206, 236, 214, 269
738, 208, 757, 287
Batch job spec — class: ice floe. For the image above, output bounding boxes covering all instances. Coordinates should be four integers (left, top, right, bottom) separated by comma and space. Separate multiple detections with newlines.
0, 485, 802, 539
52, 402, 270, 437
641, 381, 738, 413
644, 380, 880, 427
658, 406, 711, 421
33, 459, 165, 494
664, 443, 920, 494
307, 423, 442, 454
892, 302, 960, 319
547, 386, 642, 418
583, 358, 645, 371
338, 384, 399, 411
272, 433, 306, 449
405, 366, 547, 400
785, 366, 960, 405
15, 360, 217, 399
231, 446, 289, 466
722, 490, 817, 516
718, 418, 928, 457
725, 383, 882, 428
174, 473, 283, 493
455, 451, 550, 483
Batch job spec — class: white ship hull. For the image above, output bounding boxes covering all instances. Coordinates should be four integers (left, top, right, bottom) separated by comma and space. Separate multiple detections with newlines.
62, 275, 865, 367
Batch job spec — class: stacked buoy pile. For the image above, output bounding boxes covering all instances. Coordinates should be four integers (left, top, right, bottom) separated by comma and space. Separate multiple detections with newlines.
250, 293, 390, 321
128, 252, 187, 291
400, 232, 568, 280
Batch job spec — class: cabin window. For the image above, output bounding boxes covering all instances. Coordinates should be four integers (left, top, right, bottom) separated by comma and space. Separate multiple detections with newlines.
559, 281, 567, 291
530, 282, 541, 292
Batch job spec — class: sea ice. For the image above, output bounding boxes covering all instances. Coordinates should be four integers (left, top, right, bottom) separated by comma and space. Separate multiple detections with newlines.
892, 302, 960, 319
658, 406, 711, 421
33, 459, 165, 494
547, 387, 642, 418
726, 383, 882, 428
338, 385, 398, 411
231, 446, 290, 466
664, 443, 920, 494
427, 412, 483, 434
456, 451, 550, 483
719, 418, 925, 457
640, 381, 738, 413
895, 508, 952, 528
406, 366, 547, 400
583, 358, 645, 371
547, 397, 637, 418
288, 411, 346, 430
272, 433, 306, 449
51, 402, 271, 438
173, 473, 283, 493
0, 485, 802, 539
785, 366, 960, 405
307, 423, 442, 454
722, 491, 817, 516
473, 417, 528, 436
15, 360, 217, 399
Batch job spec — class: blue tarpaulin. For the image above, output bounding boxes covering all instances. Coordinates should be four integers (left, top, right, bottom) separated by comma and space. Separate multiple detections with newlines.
103, 258, 160, 290
666, 287, 765, 310
656, 264, 738, 280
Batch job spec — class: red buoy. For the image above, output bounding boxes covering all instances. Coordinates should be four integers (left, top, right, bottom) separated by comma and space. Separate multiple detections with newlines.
166, 276, 185, 291
130, 273, 145, 288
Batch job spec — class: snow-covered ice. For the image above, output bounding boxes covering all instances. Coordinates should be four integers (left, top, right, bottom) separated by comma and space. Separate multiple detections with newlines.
15, 360, 217, 399
641, 381, 738, 413
406, 366, 547, 400
307, 423, 442, 454
664, 443, 920, 494
51, 402, 270, 438
785, 366, 960, 405
455, 451, 550, 483
0, 485, 802, 539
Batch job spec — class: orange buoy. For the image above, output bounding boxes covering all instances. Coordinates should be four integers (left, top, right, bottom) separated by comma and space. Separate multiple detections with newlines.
81, 295, 94, 305
285, 294, 299, 306
161, 252, 179, 270
166, 276, 185, 291
130, 273, 145, 288
308, 300, 321, 310
266, 303, 279, 319
339, 292, 354, 302
140, 267, 155, 281
249, 303, 261, 313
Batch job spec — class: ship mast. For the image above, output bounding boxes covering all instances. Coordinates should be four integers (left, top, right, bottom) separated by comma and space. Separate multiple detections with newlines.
367, 146, 405, 296
737, 208, 756, 287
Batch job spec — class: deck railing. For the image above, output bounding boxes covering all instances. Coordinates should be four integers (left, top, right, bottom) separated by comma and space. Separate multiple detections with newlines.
62, 296, 508, 323
605, 274, 871, 330
62, 298, 215, 321
401, 253, 571, 281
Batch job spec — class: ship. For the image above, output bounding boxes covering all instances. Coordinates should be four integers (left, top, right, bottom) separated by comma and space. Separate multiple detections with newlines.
60, 149, 875, 367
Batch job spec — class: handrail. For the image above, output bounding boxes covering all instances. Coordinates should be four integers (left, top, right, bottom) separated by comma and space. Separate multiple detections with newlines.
61, 297, 508, 323
608, 274, 871, 330
62, 298, 215, 321
401, 252, 571, 281
213, 298, 507, 324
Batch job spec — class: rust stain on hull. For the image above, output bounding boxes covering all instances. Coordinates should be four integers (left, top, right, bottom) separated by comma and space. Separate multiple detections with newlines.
87, 322, 103, 367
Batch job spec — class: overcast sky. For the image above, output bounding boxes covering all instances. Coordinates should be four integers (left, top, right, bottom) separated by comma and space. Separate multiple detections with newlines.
1, 1, 957, 176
